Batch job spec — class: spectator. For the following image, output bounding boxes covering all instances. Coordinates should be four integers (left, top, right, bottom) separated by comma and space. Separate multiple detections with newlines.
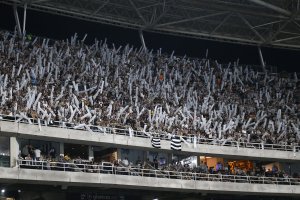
49, 147, 56, 159
122, 157, 129, 167
136, 157, 142, 168
153, 158, 159, 169
21, 145, 29, 159
34, 147, 41, 161
216, 162, 223, 172
0, 30, 299, 149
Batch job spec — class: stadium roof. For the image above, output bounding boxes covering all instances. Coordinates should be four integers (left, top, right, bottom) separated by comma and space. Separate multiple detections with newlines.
2, 0, 300, 50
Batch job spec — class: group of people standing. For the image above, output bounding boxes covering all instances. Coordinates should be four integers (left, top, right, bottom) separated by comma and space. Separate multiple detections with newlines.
0, 30, 299, 147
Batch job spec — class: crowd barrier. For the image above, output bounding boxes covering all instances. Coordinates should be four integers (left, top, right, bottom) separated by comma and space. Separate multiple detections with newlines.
17, 160, 300, 186
1, 114, 299, 153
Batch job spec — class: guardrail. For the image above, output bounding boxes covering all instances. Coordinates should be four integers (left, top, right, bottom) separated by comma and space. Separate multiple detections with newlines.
1, 114, 299, 153
17, 160, 300, 186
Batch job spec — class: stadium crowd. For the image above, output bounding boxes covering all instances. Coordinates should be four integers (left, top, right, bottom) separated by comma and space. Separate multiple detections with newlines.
17, 142, 299, 180
0, 30, 299, 146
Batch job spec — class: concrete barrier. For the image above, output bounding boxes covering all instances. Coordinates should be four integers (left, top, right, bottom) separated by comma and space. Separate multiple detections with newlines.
0, 167, 299, 196
0, 121, 299, 161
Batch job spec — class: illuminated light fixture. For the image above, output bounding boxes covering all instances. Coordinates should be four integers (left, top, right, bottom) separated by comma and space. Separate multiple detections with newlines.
1, 189, 5, 193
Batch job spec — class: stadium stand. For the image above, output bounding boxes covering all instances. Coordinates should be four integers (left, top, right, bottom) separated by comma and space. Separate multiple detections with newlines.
16, 159, 300, 185
0, 30, 299, 149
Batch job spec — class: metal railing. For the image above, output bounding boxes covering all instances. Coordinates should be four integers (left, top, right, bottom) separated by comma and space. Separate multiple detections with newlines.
17, 160, 300, 186
1, 114, 299, 153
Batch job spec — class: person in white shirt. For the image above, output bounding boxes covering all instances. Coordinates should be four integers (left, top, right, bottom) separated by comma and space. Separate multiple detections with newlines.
34, 148, 41, 161
122, 157, 129, 167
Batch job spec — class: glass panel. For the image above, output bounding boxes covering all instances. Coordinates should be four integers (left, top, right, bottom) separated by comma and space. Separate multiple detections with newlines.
0, 136, 10, 167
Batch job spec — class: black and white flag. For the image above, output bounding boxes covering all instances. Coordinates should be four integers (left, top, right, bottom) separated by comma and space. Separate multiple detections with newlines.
151, 136, 161, 148
171, 136, 182, 151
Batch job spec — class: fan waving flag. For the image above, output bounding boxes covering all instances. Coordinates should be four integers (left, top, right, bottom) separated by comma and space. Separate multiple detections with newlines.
171, 135, 182, 151
151, 136, 161, 148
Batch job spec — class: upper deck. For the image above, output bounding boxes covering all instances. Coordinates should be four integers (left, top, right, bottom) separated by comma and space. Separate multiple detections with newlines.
1, 119, 299, 162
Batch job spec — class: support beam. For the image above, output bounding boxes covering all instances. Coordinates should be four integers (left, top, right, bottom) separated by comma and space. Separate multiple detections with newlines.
252, 20, 283, 28
149, 0, 168, 27
292, 20, 300, 32
138, 2, 161, 10
32, 0, 51, 3
238, 13, 265, 42
210, 13, 232, 35
248, 0, 291, 16
91, 0, 110, 16
273, 35, 300, 43
156, 11, 228, 28
149, 6, 157, 26
129, 0, 147, 25
257, 47, 266, 72
22, 3, 27, 36
13, 5, 22, 37
139, 29, 147, 51
268, 19, 291, 42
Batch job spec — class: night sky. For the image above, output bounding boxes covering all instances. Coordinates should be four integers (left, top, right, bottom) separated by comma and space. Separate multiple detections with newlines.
0, 3, 299, 72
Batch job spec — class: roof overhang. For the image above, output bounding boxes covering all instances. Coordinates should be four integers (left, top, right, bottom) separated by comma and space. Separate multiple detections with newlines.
2, 0, 300, 50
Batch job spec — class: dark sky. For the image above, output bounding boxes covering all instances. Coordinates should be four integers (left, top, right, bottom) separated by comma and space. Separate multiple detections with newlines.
0, 3, 299, 72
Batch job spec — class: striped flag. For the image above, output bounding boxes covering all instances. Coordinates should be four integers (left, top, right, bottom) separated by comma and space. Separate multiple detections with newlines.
151, 136, 161, 148
171, 136, 181, 151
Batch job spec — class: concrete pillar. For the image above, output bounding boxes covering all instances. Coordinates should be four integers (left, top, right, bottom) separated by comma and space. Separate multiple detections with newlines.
88, 145, 94, 161
10, 137, 19, 167
59, 142, 64, 156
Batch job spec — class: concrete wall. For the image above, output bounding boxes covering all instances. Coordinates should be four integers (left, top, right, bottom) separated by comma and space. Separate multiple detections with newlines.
0, 121, 299, 161
0, 167, 299, 196
17, 191, 66, 200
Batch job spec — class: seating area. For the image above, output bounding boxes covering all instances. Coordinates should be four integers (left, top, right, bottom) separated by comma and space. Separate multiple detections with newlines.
0, 29, 299, 150
17, 159, 300, 186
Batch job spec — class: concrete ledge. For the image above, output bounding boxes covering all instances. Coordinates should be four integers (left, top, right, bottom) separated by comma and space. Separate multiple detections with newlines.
0, 121, 299, 161
0, 167, 299, 196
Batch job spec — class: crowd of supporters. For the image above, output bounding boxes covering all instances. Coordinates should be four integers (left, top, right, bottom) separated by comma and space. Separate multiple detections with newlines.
16, 142, 300, 182
0, 30, 299, 146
